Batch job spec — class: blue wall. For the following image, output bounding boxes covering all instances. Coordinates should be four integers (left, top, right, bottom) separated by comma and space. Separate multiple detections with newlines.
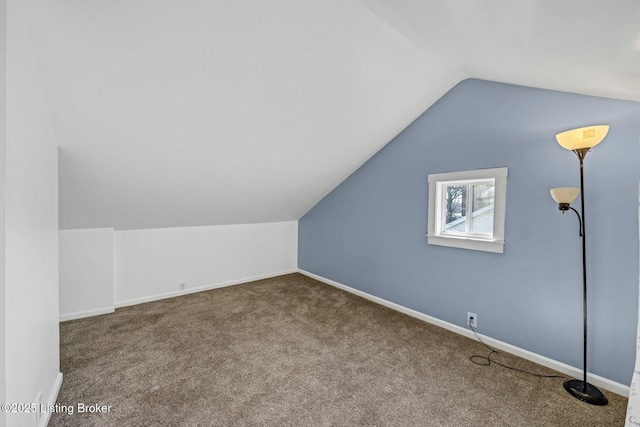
299, 79, 640, 386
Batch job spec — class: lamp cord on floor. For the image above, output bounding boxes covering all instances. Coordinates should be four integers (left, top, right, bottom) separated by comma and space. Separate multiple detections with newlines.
469, 325, 566, 379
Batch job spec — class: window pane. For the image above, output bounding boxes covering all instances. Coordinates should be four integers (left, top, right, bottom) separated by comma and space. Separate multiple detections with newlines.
469, 183, 494, 235
443, 184, 467, 234
427, 167, 507, 252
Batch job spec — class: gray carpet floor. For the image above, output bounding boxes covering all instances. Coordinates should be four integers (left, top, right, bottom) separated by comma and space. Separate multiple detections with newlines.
51, 273, 627, 426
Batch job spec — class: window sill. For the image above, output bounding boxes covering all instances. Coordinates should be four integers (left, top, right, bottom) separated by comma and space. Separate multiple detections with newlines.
426, 234, 505, 254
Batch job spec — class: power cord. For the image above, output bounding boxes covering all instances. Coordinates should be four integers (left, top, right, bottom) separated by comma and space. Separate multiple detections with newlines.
469, 324, 566, 379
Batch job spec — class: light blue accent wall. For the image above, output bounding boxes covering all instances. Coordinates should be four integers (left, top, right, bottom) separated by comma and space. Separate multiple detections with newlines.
299, 79, 640, 386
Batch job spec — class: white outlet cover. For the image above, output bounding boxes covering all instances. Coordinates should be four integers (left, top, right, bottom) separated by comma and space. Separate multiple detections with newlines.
467, 312, 477, 328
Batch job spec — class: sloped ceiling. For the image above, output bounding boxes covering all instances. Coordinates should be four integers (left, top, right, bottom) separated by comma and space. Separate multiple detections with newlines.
28, 0, 639, 230
362, 0, 640, 101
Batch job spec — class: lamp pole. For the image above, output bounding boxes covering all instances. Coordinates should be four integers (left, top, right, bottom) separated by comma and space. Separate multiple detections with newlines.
561, 148, 607, 406
578, 150, 588, 391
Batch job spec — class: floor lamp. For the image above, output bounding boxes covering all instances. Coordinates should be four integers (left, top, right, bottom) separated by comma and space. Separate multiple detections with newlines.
549, 125, 609, 406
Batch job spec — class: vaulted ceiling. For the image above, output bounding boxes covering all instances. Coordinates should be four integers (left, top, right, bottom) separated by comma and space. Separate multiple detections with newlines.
27, 0, 639, 230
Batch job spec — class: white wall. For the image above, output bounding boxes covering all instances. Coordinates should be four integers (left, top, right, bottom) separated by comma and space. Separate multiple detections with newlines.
0, 0, 6, 425
59, 228, 114, 321
113, 221, 298, 306
5, 0, 61, 425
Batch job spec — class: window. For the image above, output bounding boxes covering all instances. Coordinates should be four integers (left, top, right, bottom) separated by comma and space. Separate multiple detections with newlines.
427, 167, 507, 253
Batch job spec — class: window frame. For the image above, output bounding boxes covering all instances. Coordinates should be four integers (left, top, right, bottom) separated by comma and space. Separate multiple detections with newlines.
427, 167, 508, 253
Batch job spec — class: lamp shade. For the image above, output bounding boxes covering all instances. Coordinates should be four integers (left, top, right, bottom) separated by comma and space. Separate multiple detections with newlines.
550, 187, 580, 204
556, 125, 609, 150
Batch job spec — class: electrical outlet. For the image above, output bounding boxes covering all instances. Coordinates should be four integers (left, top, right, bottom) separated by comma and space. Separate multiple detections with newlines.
467, 312, 477, 328
35, 391, 42, 425
178, 283, 186, 291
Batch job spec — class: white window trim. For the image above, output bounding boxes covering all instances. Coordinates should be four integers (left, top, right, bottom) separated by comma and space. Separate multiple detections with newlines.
427, 167, 508, 253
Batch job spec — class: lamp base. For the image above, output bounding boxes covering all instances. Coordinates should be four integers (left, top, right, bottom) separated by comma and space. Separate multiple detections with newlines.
563, 379, 608, 406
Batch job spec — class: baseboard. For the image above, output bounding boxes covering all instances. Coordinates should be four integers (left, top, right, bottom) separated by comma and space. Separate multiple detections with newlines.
115, 269, 299, 308
298, 268, 630, 398
60, 306, 115, 322
39, 372, 63, 427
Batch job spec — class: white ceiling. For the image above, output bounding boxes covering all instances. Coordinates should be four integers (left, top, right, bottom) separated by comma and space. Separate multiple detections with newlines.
27, 0, 639, 230
362, 0, 640, 101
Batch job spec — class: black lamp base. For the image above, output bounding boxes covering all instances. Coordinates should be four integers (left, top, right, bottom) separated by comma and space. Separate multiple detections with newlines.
563, 379, 608, 406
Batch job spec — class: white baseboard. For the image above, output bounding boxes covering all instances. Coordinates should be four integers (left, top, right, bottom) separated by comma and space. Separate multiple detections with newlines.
115, 269, 298, 309
298, 269, 630, 397
60, 307, 115, 322
39, 372, 63, 427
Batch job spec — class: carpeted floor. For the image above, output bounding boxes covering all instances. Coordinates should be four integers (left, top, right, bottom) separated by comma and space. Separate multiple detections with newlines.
51, 273, 627, 426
